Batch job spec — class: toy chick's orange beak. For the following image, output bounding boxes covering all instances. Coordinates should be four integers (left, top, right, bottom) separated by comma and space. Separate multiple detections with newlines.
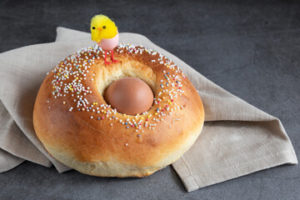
97, 27, 102, 31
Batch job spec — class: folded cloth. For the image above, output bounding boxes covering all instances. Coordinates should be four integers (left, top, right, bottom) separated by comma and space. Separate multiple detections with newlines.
0, 27, 297, 192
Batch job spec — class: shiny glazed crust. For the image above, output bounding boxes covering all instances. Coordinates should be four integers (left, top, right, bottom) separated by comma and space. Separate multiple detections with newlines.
33, 45, 204, 177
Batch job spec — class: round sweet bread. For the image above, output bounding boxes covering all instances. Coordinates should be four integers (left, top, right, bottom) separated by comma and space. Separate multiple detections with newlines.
33, 44, 204, 177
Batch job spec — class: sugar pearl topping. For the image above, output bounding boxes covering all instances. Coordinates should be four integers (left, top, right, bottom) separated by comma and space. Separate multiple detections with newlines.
49, 44, 186, 133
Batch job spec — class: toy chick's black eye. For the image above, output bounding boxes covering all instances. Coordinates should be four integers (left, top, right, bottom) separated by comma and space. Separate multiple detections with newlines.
102, 25, 106, 29
92, 27, 95, 30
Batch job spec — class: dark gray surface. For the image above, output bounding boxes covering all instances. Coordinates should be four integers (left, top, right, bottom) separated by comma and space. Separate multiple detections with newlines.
0, 0, 300, 199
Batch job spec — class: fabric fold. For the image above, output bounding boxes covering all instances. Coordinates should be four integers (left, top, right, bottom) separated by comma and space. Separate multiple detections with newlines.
0, 149, 24, 173
0, 100, 50, 167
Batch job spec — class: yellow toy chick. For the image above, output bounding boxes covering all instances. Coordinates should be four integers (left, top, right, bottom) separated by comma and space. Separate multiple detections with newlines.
90, 14, 119, 65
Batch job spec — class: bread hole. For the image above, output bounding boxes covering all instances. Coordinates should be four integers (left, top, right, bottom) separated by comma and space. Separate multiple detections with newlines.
95, 60, 156, 115
96, 60, 156, 97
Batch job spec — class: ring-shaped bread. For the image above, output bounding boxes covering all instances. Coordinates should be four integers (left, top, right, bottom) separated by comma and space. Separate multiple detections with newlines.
33, 44, 204, 177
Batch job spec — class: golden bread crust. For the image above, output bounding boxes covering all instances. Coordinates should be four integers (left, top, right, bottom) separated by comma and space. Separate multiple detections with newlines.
33, 45, 204, 177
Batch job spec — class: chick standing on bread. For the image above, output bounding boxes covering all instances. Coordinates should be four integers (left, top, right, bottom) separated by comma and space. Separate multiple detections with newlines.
90, 14, 119, 65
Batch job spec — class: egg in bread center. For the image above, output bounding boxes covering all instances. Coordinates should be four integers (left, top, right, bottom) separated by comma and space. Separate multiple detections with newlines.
104, 77, 154, 115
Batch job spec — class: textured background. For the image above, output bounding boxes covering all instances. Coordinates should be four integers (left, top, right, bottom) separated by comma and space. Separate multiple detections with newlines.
0, 0, 300, 199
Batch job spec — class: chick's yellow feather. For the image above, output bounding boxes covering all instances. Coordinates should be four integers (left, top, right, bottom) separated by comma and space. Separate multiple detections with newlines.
90, 15, 118, 43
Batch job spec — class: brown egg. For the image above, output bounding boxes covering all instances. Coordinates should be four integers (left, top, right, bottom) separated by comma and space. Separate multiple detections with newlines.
104, 77, 154, 115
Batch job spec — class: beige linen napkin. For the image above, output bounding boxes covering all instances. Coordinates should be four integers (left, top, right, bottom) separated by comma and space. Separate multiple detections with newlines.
0, 27, 297, 192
